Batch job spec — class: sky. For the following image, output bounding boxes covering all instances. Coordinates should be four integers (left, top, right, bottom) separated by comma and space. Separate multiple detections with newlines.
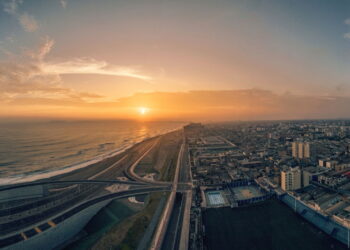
0, 0, 350, 121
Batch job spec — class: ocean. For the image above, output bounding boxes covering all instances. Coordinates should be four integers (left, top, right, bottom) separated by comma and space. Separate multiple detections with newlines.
0, 120, 185, 185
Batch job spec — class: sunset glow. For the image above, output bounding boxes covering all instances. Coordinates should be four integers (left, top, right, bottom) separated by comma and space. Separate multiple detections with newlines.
3, 2, 350, 249
138, 107, 149, 116
0, 0, 349, 121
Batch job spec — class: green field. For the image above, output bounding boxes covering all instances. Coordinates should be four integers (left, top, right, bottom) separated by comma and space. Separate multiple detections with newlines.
202, 199, 347, 250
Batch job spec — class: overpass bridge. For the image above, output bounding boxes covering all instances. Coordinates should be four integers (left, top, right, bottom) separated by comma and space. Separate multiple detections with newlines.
0, 177, 190, 249
0, 130, 192, 250
0, 179, 152, 192
0, 185, 171, 249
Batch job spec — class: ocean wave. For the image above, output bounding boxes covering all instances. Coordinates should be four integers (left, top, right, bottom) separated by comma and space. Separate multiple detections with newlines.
0, 144, 131, 186
0, 160, 18, 167
0, 125, 183, 186
99, 142, 115, 147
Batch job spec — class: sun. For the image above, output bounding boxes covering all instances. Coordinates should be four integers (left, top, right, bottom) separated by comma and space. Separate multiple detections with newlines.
138, 107, 150, 115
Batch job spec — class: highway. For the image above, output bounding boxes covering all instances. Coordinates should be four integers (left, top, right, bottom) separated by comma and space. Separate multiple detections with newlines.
150, 139, 184, 250
124, 138, 172, 186
160, 136, 192, 250
149, 129, 196, 250
178, 143, 192, 184
0, 179, 149, 192
0, 130, 193, 250
161, 192, 185, 250
0, 185, 171, 249
0, 137, 168, 238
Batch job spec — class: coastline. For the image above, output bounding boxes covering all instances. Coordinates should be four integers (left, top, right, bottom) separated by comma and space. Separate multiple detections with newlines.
0, 127, 183, 186
0, 128, 180, 249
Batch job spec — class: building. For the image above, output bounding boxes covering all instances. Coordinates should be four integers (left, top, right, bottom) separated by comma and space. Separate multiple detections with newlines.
319, 159, 326, 167
292, 141, 311, 159
325, 160, 338, 169
298, 142, 304, 158
302, 166, 329, 187
304, 142, 310, 158
318, 174, 347, 188
292, 142, 298, 158
281, 167, 301, 191
335, 163, 350, 172
303, 170, 311, 187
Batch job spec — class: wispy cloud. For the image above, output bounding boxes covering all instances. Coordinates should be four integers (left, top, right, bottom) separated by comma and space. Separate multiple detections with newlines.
3, 0, 21, 14
60, 0, 67, 9
18, 12, 38, 32
25, 37, 151, 80
3, 0, 38, 32
38, 36, 55, 60
344, 18, 350, 40
0, 36, 151, 104
110, 90, 350, 120
40, 58, 152, 80
0, 37, 101, 101
344, 33, 350, 40
26, 36, 55, 60
6, 89, 350, 120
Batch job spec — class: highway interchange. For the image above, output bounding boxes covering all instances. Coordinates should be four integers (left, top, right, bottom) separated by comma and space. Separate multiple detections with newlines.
0, 130, 192, 250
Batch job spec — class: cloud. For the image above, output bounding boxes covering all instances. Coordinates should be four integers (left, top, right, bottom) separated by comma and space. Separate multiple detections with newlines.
0, 60, 106, 103
3, 0, 38, 32
6, 89, 350, 120
0, 36, 151, 106
40, 58, 152, 80
21, 38, 151, 80
60, 0, 67, 9
0, 38, 103, 101
18, 13, 38, 32
344, 18, 350, 40
111, 90, 350, 120
0, 61, 63, 95
3, 0, 22, 14
25, 36, 54, 60
344, 33, 350, 40
26, 36, 55, 60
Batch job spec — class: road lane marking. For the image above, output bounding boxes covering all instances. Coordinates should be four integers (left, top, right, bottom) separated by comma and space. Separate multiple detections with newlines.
48, 221, 56, 227
20, 232, 28, 240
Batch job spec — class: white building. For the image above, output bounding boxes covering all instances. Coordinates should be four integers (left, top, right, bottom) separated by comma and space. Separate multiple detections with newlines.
281, 167, 301, 191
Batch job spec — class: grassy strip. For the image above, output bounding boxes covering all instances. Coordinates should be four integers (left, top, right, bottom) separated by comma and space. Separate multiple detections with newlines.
65, 200, 136, 250
159, 142, 181, 182
138, 130, 182, 181
92, 192, 164, 250
92, 132, 181, 249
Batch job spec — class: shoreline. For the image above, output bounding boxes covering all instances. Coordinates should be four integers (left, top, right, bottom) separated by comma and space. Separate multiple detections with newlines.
0, 127, 183, 186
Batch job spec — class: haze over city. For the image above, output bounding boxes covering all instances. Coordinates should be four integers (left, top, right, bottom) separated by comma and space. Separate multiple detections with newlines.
1, 0, 350, 121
